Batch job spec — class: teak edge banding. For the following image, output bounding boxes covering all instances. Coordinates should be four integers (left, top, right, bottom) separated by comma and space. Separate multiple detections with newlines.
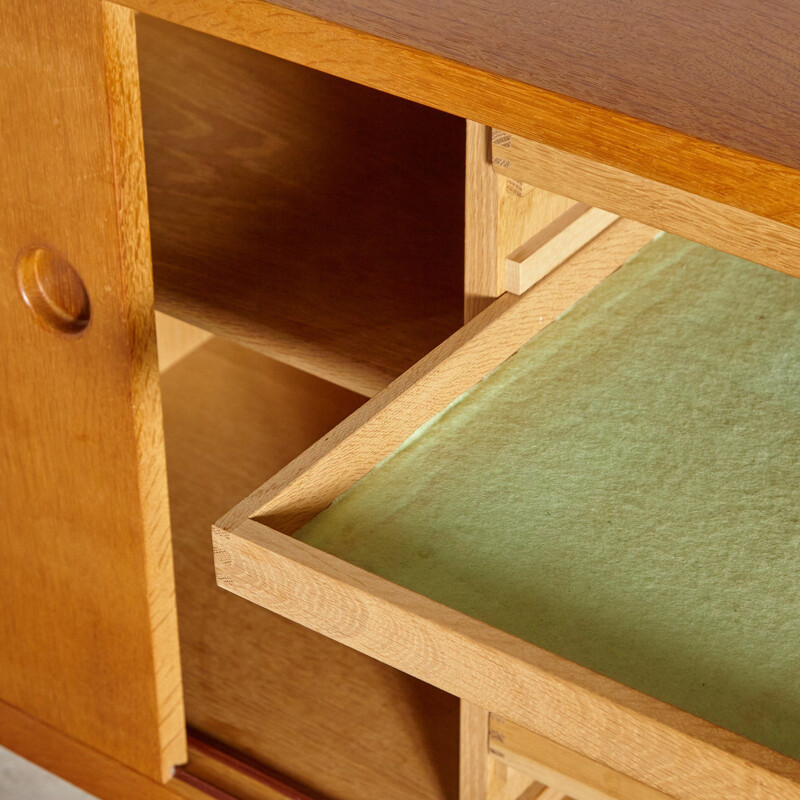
121, 0, 800, 231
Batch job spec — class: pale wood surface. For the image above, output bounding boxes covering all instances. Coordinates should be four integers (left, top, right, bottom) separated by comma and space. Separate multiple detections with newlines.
464, 121, 501, 321
161, 339, 459, 800
215, 223, 800, 800
535, 790, 569, 800
492, 130, 578, 280
505, 205, 619, 294
0, 0, 183, 780
460, 702, 490, 800
125, 0, 800, 241
155, 313, 212, 373
488, 758, 544, 800
497, 181, 577, 294
466, 124, 578, 316
219, 219, 657, 534
137, 14, 464, 396
464, 711, 549, 800
493, 133, 800, 281
490, 717, 675, 800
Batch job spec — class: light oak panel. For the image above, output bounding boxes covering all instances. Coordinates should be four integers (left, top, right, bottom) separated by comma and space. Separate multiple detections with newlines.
465, 121, 501, 321
493, 133, 800, 280
137, 14, 464, 396
488, 758, 544, 800
161, 340, 459, 800
462, 703, 545, 800
535, 791, 569, 800
155, 313, 212, 373
0, 0, 183, 780
466, 123, 579, 319
489, 717, 675, 800
461, 702, 490, 800
505, 204, 619, 294
497, 180, 577, 293
217, 513, 800, 800
492, 130, 579, 276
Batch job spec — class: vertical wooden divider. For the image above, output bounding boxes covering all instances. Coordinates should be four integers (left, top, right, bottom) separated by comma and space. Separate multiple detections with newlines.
461, 701, 490, 800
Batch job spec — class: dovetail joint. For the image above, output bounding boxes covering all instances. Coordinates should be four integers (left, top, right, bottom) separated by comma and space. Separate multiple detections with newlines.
491, 129, 512, 147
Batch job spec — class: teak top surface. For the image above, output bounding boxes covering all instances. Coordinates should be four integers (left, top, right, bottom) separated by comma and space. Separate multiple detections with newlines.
271, 0, 800, 172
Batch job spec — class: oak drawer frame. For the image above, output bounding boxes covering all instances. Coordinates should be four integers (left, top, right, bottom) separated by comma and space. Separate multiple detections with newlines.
462, 700, 678, 800
491, 130, 800, 282
214, 219, 800, 800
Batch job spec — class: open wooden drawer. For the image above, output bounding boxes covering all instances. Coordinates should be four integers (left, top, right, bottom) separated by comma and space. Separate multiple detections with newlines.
212, 211, 800, 796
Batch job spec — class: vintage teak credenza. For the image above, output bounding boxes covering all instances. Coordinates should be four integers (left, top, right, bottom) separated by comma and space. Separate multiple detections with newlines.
2, 1, 799, 799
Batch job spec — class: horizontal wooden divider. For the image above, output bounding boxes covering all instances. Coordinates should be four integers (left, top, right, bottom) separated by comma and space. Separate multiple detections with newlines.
493, 132, 800, 281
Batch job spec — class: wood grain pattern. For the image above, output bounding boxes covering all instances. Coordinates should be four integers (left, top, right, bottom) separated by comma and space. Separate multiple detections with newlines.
216, 512, 800, 800
489, 717, 675, 800
467, 124, 579, 317
136, 15, 464, 396
219, 0, 800, 174
461, 702, 490, 800
505, 205, 619, 294
493, 133, 800, 280
215, 223, 800, 800
124, 0, 800, 237
219, 219, 657, 534
161, 340, 459, 800
496, 180, 577, 295
0, 0, 183, 780
464, 121, 501, 321
535, 790, 570, 800
488, 758, 543, 800
103, 11, 186, 770
464, 706, 549, 800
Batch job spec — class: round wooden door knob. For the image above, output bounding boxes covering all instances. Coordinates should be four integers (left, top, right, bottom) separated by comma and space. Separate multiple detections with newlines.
16, 246, 91, 336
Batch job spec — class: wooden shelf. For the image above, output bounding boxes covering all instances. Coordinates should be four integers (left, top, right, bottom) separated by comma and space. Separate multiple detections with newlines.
138, 15, 466, 397
160, 337, 459, 800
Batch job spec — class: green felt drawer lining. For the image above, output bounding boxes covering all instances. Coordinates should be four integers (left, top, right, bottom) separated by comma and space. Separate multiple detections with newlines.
297, 234, 800, 759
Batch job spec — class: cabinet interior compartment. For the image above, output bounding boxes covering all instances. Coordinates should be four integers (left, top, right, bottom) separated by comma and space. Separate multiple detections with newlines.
136, 13, 466, 398
159, 334, 460, 800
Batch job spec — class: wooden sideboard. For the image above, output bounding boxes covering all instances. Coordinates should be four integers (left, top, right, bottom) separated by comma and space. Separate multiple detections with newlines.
2, 2, 798, 799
